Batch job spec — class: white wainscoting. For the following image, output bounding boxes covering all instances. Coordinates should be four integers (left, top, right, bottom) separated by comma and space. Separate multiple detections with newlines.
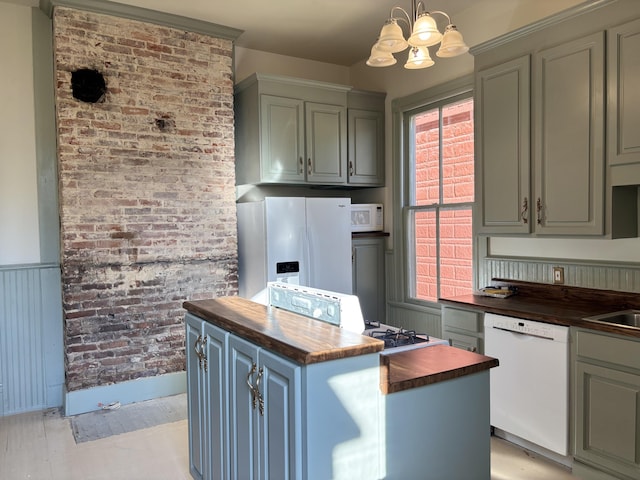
0, 264, 63, 416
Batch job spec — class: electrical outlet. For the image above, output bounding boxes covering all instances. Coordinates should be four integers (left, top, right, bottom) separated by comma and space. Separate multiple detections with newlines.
553, 267, 565, 284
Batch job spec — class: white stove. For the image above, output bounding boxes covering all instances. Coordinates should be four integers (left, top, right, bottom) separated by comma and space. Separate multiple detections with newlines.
266, 282, 448, 351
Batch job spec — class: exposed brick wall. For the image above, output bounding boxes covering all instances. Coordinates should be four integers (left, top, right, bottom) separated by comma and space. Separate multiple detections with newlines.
52, 7, 238, 391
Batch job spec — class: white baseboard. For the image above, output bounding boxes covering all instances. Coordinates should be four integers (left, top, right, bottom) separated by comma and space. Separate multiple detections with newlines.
64, 371, 186, 416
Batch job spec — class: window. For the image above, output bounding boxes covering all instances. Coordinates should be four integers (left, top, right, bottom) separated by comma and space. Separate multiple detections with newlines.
402, 92, 474, 303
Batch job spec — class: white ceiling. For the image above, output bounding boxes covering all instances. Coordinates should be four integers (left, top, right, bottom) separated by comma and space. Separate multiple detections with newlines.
5, 0, 585, 66
111, 0, 473, 66
4, 0, 471, 66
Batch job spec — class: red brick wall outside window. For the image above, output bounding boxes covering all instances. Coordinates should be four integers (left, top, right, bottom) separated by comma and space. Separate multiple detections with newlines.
411, 98, 474, 302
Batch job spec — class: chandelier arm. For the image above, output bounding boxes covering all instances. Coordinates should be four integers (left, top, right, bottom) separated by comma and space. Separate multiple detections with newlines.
390, 6, 413, 29
428, 10, 453, 25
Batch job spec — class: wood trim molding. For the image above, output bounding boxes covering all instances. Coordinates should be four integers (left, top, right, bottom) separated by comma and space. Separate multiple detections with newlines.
469, 0, 617, 56
39, 0, 243, 41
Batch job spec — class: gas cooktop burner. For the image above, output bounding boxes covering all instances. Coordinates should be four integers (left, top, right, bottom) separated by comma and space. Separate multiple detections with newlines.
368, 328, 430, 349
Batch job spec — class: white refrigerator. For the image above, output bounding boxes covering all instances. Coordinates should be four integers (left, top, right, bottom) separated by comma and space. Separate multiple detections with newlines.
237, 197, 352, 300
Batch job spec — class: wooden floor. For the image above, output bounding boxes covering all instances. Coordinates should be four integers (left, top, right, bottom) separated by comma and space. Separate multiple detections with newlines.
0, 399, 577, 479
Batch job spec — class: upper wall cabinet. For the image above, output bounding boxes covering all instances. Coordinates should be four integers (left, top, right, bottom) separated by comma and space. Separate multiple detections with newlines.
476, 32, 605, 236
608, 18, 640, 173
234, 74, 385, 187
533, 32, 604, 235
475, 28, 606, 236
474, 2, 640, 238
476, 55, 531, 234
347, 90, 386, 187
235, 74, 349, 186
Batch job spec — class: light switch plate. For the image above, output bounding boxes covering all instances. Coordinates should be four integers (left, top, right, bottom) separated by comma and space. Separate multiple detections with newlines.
553, 267, 565, 284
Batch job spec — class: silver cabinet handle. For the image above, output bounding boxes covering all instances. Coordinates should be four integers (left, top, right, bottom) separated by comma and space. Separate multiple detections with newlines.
349, 161, 354, 176
299, 157, 303, 174
246, 362, 258, 410
194, 335, 207, 371
307, 158, 312, 176
255, 367, 264, 416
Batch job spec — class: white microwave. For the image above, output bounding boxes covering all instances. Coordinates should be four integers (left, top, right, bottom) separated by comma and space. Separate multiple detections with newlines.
351, 204, 383, 232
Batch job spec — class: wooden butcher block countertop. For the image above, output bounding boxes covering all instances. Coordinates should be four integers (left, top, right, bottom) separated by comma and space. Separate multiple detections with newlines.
439, 279, 640, 339
185, 296, 499, 393
380, 345, 498, 394
183, 296, 384, 365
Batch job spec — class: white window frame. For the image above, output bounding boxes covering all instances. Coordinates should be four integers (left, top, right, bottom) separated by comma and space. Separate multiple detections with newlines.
391, 75, 475, 307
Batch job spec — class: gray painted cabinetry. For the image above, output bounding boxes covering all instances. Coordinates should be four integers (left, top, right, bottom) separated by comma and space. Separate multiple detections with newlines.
352, 237, 386, 324
476, 32, 605, 235
441, 305, 483, 353
476, 55, 530, 234
234, 74, 384, 187
347, 90, 385, 186
186, 313, 300, 480
573, 328, 640, 480
186, 313, 228, 480
474, 2, 640, 238
185, 311, 383, 480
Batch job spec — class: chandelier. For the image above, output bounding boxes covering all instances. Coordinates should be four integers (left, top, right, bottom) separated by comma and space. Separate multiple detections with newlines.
366, 0, 469, 69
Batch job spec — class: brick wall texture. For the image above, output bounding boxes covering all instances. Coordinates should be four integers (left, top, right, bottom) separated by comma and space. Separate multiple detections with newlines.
52, 7, 238, 391
414, 98, 474, 302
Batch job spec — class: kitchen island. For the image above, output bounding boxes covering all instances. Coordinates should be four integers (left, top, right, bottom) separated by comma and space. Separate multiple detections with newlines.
183, 295, 498, 480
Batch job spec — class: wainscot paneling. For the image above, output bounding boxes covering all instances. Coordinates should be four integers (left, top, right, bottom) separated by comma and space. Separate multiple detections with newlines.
0, 264, 64, 416
481, 258, 640, 293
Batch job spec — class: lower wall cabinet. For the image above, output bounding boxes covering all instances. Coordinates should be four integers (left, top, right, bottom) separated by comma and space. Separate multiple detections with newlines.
352, 237, 385, 324
185, 312, 382, 480
186, 313, 228, 480
228, 335, 301, 480
573, 328, 640, 480
441, 306, 484, 353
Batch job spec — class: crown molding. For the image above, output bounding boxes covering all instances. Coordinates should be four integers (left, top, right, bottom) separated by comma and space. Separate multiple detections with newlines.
469, 0, 616, 56
39, 0, 243, 41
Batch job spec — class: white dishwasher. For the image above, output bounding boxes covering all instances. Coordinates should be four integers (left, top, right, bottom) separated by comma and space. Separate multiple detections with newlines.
484, 313, 569, 456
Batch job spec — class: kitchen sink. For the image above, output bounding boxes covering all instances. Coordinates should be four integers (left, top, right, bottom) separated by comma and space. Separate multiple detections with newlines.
584, 309, 640, 328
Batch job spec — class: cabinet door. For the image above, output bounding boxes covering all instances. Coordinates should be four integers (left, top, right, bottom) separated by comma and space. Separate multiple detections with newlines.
260, 95, 305, 183
228, 335, 260, 480
186, 314, 229, 480
476, 55, 531, 233
186, 315, 206, 480
533, 32, 604, 235
203, 321, 229, 480
305, 102, 347, 184
348, 109, 384, 186
608, 18, 640, 167
575, 361, 640, 479
352, 237, 385, 324
257, 348, 301, 480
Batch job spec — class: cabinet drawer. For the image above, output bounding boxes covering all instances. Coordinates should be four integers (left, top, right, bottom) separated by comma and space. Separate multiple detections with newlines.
443, 330, 481, 353
442, 307, 482, 334
575, 329, 640, 370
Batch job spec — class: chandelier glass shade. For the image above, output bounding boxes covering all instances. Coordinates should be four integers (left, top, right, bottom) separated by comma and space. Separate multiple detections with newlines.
367, 1, 469, 69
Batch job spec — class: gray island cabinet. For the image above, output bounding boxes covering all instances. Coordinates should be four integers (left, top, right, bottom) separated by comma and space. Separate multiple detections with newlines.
184, 296, 497, 480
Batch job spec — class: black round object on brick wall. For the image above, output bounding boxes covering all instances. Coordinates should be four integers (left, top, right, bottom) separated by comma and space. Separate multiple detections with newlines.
71, 68, 106, 103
